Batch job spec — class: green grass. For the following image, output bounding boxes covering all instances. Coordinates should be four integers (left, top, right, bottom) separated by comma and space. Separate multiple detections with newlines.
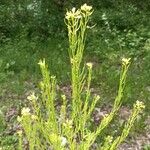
144, 145, 150, 150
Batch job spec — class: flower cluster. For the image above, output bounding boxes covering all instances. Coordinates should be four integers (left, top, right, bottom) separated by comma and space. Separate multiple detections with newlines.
17, 106, 38, 123
38, 59, 45, 67
27, 92, 38, 101
81, 3, 92, 12
65, 7, 81, 20
21, 107, 30, 116
65, 3, 93, 20
61, 94, 66, 100
61, 136, 67, 146
63, 119, 73, 129
135, 100, 145, 110
122, 58, 131, 65
86, 62, 93, 69
17, 130, 23, 136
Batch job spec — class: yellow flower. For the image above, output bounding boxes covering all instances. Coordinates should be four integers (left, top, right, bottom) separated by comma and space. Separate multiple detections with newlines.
96, 95, 100, 100
72, 7, 76, 13
61, 136, 67, 146
63, 119, 73, 128
81, 3, 92, 12
17, 116, 22, 122
61, 94, 66, 100
135, 101, 145, 110
65, 11, 74, 20
49, 133, 61, 144
51, 75, 56, 79
21, 107, 30, 116
17, 130, 22, 136
122, 58, 131, 65
65, 8, 81, 20
86, 62, 93, 69
31, 115, 38, 121
38, 59, 45, 67
27, 92, 38, 101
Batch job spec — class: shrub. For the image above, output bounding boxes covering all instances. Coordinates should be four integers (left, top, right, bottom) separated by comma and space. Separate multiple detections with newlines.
17, 4, 145, 150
